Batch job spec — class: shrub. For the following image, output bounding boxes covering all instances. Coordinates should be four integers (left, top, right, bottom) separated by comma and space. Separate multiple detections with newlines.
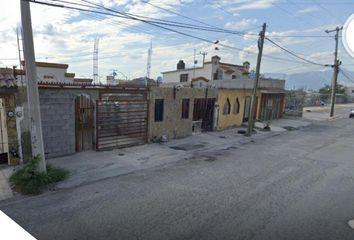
10, 156, 69, 195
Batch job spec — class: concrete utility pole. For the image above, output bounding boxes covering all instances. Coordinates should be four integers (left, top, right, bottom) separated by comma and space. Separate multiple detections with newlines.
20, 0, 46, 172
326, 26, 343, 117
246, 23, 267, 137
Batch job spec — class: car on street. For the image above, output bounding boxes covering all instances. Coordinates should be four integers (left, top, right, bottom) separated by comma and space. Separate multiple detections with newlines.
349, 109, 354, 118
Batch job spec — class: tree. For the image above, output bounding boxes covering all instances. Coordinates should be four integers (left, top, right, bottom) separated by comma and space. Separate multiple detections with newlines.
319, 84, 346, 94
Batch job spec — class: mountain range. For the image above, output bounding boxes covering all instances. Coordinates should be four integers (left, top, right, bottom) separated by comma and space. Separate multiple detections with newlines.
264, 68, 354, 90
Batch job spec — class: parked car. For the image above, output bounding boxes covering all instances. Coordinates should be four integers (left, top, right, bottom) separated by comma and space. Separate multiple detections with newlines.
350, 109, 354, 118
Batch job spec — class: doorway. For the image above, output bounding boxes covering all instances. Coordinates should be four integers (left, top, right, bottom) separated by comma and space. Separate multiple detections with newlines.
75, 95, 94, 152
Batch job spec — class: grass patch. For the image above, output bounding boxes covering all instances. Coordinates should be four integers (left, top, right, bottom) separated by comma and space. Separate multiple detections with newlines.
10, 156, 69, 195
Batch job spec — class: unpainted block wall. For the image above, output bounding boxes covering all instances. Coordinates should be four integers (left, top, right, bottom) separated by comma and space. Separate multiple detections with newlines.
39, 89, 99, 158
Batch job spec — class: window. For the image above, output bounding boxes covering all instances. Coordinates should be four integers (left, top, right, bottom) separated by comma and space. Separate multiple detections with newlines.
234, 98, 240, 114
352, 90, 354, 93
213, 68, 223, 80
154, 99, 164, 122
180, 74, 188, 82
223, 98, 231, 115
213, 72, 217, 80
232, 75, 237, 79
181, 99, 190, 119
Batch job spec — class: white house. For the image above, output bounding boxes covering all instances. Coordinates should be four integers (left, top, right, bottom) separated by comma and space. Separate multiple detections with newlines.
161, 55, 251, 87
17, 61, 76, 86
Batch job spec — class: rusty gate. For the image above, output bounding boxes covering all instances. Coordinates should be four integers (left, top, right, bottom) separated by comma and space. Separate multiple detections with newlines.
193, 98, 215, 131
75, 95, 95, 152
96, 89, 148, 150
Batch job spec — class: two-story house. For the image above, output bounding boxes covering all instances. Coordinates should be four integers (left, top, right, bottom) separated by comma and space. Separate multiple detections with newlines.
162, 55, 250, 87
161, 55, 286, 129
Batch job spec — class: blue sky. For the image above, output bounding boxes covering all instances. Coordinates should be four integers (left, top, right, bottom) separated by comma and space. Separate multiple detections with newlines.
0, 0, 353, 82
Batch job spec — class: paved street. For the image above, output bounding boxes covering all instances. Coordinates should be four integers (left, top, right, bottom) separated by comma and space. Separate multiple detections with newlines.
1, 107, 354, 240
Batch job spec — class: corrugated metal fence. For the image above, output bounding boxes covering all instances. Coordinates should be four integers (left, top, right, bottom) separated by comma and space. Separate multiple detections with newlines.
96, 89, 148, 150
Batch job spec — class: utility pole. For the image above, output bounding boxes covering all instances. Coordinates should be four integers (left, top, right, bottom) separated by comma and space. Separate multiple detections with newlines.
198, 51, 208, 66
20, 0, 46, 172
246, 23, 266, 137
326, 26, 343, 117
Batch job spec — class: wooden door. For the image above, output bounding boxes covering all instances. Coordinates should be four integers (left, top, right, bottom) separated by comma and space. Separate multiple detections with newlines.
75, 95, 94, 152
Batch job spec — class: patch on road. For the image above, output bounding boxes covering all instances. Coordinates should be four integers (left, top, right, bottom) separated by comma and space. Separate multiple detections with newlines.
203, 155, 217, 162
283, 126, 297, 131
170, 143, 205, 151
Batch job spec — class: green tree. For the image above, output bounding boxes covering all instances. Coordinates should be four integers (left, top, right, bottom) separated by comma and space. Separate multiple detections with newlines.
319, 84, 346, 94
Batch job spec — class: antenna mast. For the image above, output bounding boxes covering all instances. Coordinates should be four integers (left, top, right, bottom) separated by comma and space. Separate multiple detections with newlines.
93, 38, 99, 84
146, 41, 152, 79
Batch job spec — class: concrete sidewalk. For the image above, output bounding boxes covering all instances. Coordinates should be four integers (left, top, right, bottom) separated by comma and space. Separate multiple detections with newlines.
49, 117, 312, 190
0, 167, 13, 201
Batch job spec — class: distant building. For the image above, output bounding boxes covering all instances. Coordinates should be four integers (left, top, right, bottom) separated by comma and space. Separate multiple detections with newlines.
162, 55, 250, 87
73, 78, 93, 84
18, 61, 75, 85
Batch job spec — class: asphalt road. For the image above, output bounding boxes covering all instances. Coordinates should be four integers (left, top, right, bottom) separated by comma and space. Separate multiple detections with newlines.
2, 110, 354, 240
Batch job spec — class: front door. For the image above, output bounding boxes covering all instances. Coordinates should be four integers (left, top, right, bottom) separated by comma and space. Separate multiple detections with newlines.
75, 95, 94, 152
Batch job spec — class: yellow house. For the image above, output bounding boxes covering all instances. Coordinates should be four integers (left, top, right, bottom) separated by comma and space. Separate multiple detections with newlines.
216, 89, 262, 129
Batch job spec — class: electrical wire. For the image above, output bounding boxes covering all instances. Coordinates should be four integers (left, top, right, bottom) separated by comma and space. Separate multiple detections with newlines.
339, 68, 354, 84
265, 37, 330, 67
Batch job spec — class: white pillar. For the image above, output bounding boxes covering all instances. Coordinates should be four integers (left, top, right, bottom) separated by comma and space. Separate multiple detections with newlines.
20, 0, 46, 172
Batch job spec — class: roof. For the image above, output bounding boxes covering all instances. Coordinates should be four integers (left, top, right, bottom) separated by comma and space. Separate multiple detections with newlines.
74, 78, 92, 83
161, 66, 204, 74
192, 76, 209, 82
21, 61, 69, 69
65, 73, 75, 78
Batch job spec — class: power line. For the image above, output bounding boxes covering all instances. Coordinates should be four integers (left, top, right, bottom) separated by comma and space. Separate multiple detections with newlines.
77, 0, 254, 35
26, 0, 334, 70
311, 0, 346, 23
272, 3, 320, 29
204, 0, 261, 30
339, 68, 354, 84
265, 37, 330, 67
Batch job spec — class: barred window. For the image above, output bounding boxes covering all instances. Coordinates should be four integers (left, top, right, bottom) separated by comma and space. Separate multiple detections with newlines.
154, 99, 164, 122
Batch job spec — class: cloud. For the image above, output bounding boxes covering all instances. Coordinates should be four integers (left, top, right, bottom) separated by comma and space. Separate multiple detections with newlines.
224, 19, 257, 30
228, 0, 277, 12
297, 6, 319, 14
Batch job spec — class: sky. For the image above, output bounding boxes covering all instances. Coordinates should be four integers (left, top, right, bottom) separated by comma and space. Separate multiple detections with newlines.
0, 0, 354, 82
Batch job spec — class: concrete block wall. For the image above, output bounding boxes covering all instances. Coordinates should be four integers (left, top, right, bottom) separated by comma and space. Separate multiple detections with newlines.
39, 88, 99, 158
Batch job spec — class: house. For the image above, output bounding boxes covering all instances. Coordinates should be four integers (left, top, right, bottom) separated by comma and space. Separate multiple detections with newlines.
0, 68, 20, 165
162, 56, 286, 129
148, 86, 217, 141
162, 55, 250, 87
19, 61, 76, 85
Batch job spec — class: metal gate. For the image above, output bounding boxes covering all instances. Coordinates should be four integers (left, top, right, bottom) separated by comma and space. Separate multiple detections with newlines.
96, 90, 148, 150
193, 98, 215, 131
75, 95, 95, 152
260, 94, 282, 121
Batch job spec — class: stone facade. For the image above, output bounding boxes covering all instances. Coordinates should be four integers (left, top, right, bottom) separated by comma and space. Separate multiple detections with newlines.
0, 93, 20, 165
148, 87, 217, 141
